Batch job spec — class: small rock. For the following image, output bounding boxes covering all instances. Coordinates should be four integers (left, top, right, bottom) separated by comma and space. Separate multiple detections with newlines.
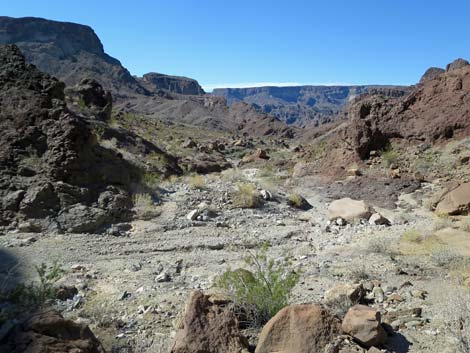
369, 213, 391, 226
186, 209, 200, 221
156, 272, 171, 283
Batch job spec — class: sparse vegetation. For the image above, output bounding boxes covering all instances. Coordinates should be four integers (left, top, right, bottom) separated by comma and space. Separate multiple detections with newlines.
233, 183, 262, 208
430, 247, 462, 268
348, 265, 370, 281
5, 262, 64, 310
216, 244, 300, 327
381, 145, 398, 168
402, 228, 424, 243
433, 214, 454, 231
188, 174, 206, 189
132, 192, 154, 208
288, 193, 304, 208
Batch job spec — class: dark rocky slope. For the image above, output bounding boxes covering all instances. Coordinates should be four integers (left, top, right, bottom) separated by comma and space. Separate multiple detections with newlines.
0, 16, 294, 138
0, 44, 180, 233
212, 85, 409, 127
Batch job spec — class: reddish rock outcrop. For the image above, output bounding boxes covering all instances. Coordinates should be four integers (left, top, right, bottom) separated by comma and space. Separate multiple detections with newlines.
255, 304, 340, 353
169, 290, 249, 353
343, 57, 470, 160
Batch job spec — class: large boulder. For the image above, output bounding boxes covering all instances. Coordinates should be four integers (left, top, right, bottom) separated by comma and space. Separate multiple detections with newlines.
328, 198, 372, 222
0, 310, 105, 353
255, 304, 340, 353
169, 290, 249, 353
341, 304, 387, 348
435, 183, 470, 215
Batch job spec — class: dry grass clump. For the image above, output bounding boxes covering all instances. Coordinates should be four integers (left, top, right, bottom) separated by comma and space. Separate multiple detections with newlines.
132, 192, 160, 220
233, 183, 262, 209
367, 237, 394, 255
433, 215, 454, 231
188, 174, 206, 190
132, 192, 153, 208
288, 193, 304, 208
221, 168, 247, 182
402, 229, 424, 243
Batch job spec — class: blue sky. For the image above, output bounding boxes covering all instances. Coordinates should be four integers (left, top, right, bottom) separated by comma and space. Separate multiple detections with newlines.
2, 0, 470, 90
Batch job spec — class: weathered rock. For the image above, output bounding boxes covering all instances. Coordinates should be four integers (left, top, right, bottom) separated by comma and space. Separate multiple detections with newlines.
255, 304, 340, 353
181, 138, 197, 149
0, 310, 105, 353
369, 213, 391, 226
328, 198, 372, 222
435, 183, 470, 215
446, 58, 470, 72
66, 78, 112, 121
169, 290, 249, 353
56, 205, 111, 233
342, 305, 387, 348
324, 283, 365, 306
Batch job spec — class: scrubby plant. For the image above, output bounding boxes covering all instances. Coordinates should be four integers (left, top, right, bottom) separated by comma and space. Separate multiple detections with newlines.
216, 244, 300, 327
367, 237, 393, 254
288, 193, 304, 208
348, 265, 370, 281
381, 146, 398, 168
7, 262, 64, 309
188, 174, 206, 190
430, 247, 462, 268
132, 192, 154, 208
233, 183, 262, 208
402, 229, 424, 243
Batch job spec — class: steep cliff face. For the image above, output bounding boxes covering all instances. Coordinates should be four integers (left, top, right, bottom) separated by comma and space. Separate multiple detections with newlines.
138, 72, 205, 95
212, 85, 409, 126
0, 16, 147, 96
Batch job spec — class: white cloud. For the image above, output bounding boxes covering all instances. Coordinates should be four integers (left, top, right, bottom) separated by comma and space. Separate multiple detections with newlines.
202, 81, 354, 92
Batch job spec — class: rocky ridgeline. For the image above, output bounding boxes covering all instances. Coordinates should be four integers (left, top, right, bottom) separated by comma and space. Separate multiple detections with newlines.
0, 45, 180, 234
212, 85, 409, 127
344, 58, 470, 160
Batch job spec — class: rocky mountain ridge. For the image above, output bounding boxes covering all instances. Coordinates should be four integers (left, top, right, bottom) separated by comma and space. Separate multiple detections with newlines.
212, 85, 409, 126
0, 16, 293, 137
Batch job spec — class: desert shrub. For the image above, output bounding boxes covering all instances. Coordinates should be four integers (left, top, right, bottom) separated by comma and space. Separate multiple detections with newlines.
288, 193, 304, 208
141, 172, 160, 188
7, 262, 64, 309
233, 183, 262, 208
132, 192, 153, 208
460, 217, 470, 232
188, 174, 206, 190
367, 237, 392, 254
382, 146, 398, 168
430, 247, 462, 268
402, 229, 424, 243
216, 245, 300, 327
221, 168, 247, 182
348, 265, 370, 281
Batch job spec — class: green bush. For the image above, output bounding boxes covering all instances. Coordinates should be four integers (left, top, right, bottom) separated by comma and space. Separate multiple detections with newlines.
216, 245, 300, 327
7, 262, 64, 309
382, 146, 398, 168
